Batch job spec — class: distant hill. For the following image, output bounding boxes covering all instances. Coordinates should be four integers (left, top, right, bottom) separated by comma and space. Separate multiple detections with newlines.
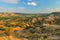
0, 12, 49, 17
50, 12, 60, 16
1, 12, 60, 17
48, 12, 60, 25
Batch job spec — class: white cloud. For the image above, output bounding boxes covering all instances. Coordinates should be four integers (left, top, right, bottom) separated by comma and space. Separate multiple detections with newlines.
39, 8, 60, 13
0, 7, 26, 13
27, 2, 37, 6
0, 0, 18, 4
0, 7, 60, 13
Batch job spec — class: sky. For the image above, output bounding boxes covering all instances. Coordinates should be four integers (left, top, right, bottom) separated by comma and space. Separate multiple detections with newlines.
0, 0, 60, 13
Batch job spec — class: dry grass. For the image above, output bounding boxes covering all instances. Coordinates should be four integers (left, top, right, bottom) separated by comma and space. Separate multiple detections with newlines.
0, 36, 20, 40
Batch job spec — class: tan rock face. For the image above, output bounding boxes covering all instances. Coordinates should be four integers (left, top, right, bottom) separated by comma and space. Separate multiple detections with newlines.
32, 18, 37, 23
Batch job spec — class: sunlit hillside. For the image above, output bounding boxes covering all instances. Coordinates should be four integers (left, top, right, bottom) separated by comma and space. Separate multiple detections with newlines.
0, 12, 60, 40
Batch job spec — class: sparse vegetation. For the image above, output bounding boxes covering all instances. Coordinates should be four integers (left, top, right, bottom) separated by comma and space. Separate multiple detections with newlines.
0, 12, 60, 40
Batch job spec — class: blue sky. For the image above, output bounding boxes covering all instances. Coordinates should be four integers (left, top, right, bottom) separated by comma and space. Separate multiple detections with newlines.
0, 0, 60, 13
